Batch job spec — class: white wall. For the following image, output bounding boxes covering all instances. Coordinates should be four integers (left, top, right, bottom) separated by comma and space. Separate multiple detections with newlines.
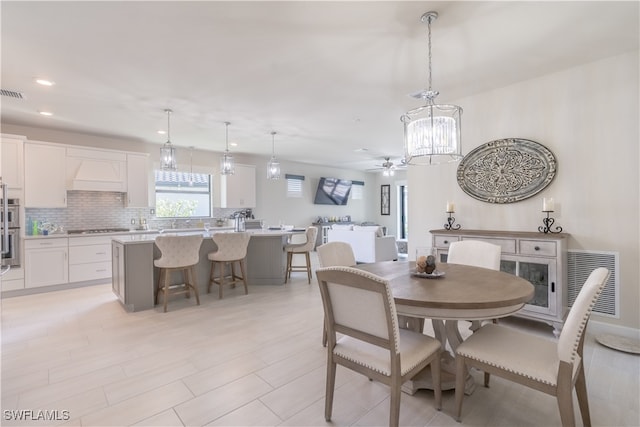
409, 51, 639, 329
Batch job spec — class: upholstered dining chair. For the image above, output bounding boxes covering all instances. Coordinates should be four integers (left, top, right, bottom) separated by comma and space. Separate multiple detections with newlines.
446, 240, 501, 271
316, 241, 357, 347
154, 234, 203, 312
454, 267, 610, 427
316, 266, 442, 427
207, 232, 251, 299
284, 226, 318, 284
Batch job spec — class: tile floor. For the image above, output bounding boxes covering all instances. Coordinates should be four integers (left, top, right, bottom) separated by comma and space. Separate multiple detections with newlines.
1, 253, 639, 426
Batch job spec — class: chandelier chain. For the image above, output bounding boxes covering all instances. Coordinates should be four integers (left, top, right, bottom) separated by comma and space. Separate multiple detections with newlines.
427, 15, 432, 92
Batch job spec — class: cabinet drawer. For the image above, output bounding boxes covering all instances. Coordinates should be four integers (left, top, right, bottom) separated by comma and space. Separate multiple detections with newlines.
462, 237, 516, 254
433, 235, 459, 248
519, 240, 556, 257
69, 262, 112, 283
68, 236, 113, 246
69, 244, 111, 264
24, 237, 68, 249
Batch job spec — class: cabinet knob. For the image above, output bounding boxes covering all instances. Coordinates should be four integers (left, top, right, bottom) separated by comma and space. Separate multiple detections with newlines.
444, 240, 449, 244
534, 246, 540, 251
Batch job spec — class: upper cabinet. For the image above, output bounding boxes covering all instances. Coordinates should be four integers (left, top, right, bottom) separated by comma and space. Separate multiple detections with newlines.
0, 134, 25, 190
126, 153, 153, 207
220, 164, 256, 208
24, 141, 67, 208
66, 147, 127, 192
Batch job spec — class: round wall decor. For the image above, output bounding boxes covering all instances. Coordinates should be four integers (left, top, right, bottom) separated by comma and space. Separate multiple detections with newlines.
457, 138, 557, 204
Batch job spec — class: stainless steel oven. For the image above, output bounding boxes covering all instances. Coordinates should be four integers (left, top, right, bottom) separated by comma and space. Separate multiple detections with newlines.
1, 186, 20, 268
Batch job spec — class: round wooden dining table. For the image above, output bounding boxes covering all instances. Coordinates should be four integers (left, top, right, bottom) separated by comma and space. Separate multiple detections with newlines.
356, 260, 534, 395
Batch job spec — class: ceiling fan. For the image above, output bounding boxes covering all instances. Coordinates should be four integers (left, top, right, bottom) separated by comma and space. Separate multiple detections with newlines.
367, 157, 407, 176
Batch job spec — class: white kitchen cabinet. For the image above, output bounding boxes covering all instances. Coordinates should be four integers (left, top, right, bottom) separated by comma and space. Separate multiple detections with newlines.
1, 134, 25, 190
220, 164, 256, 208
24, 142, 67, 207
24, 237, 69, 288
430, 229, 568, 335
68, 236, 112, 283
126, 153, 152, 207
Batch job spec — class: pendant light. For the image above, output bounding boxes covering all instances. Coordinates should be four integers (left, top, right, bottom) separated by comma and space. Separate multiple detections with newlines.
266, 131, 281, 180
220, 121, 235, 175
401, 11, 462, 165
188, 146, 194, 186
160, 109, 177, 171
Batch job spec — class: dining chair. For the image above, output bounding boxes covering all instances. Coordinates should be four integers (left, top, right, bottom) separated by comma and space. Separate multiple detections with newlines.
454, 267, 610, 427
207, 232, 251, 299
154, 234, 203, 312
316, 266, 442, 427
446, 240, 501, 271
284, 226, 318, 284
316, 241, 357, 347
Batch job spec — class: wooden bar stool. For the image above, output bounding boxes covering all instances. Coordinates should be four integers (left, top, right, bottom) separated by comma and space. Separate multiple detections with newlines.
284, 226, 318, 284
154, 234, 203, 312
207, 232, 251, 299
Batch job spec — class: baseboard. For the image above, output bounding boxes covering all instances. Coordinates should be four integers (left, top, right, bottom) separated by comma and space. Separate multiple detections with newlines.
588, 319, 640, 339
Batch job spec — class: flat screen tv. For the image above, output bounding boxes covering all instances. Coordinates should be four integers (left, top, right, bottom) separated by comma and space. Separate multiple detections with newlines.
314, 177, 352, 205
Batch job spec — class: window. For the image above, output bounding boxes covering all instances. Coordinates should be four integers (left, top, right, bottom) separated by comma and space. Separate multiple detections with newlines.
286, 174, 304, 198
351, 180, 364, 200
155, 170, 211, 218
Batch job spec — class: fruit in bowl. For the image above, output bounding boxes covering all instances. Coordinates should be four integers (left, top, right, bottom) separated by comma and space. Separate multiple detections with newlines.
416, 255, 436, 274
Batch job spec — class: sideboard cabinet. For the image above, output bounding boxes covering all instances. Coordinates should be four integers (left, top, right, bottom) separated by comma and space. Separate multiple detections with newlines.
430, 229, 568, 335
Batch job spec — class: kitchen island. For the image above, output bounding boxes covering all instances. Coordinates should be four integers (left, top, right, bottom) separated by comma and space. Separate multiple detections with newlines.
111, 229, 304, 311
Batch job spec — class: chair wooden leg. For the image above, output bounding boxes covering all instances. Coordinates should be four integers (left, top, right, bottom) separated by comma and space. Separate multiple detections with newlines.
389, 373, 401, 427
155, 268, 163, 305
454, 355, 466, 422
431, 351, 442, 411
219, 262, 225, 299
557, 363, 576, 427
325, 359, 336, 422
484, 372, 491, 387
189, 266, 200, 306
322, 318, 327, 347
575, 363, 591, 427
230, 262, 237, 288
305, 251, 312, 283
239, 259, 248, 294
182, 268, 190, 298
163, 268, 170, 313
285, 252, 292, 283
208, 261, 215, 294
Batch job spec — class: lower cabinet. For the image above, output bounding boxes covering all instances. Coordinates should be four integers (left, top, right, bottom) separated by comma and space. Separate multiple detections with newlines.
25, 238, 69, 288
69, 236, 112, 282
111, 240, 154, 312
430, 229, 568, 334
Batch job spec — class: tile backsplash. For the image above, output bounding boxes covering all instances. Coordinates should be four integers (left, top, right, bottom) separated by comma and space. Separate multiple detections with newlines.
25, 191, 237, 232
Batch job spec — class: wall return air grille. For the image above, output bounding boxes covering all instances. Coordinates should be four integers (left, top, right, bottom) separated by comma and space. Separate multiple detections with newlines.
567, 250, 619, 317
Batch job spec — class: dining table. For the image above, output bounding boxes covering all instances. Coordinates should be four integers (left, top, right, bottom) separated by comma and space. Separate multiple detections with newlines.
356, 260, 534, 395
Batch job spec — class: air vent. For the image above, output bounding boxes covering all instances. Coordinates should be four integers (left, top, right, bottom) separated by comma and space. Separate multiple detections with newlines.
567, 250, 619, 317
1, 89, 25, 99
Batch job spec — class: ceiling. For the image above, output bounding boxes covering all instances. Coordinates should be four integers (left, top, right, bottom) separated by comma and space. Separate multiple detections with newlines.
1, 1, 638, 171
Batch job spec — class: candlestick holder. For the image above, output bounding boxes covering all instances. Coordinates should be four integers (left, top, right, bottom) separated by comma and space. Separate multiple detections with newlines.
444, 211, 461, 230
538, 211, 562, 234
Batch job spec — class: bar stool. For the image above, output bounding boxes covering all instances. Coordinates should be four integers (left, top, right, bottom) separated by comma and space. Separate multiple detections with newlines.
154, 234, 203, 312
284, 226, 318, 284
207, 232, 251, 299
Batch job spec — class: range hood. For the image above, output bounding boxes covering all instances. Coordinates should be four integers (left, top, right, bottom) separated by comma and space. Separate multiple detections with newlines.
67, 148, 127, 192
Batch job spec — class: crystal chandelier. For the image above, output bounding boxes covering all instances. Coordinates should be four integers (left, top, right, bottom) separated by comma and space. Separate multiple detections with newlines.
160, 109, 177, 171
220, 121, 235, 175
267, 131, 281, 180
401, 11, 462, 165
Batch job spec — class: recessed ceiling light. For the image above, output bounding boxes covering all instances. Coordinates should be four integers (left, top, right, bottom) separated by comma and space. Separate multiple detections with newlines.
38, 111, 53, 116
157, 130, 166, 135
354, 148, 369, 152
230, 142, 238, 147
35, 79, 55, 86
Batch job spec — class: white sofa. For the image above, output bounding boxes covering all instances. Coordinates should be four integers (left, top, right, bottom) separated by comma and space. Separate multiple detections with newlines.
326, 225, 398, 263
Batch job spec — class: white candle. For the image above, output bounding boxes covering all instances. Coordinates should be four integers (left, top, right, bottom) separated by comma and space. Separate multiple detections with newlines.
446, 201, 455, 213
543, 197, 554, 212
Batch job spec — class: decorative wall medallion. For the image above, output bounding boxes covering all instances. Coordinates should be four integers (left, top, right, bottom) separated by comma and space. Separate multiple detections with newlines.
457, 138, 557, 204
